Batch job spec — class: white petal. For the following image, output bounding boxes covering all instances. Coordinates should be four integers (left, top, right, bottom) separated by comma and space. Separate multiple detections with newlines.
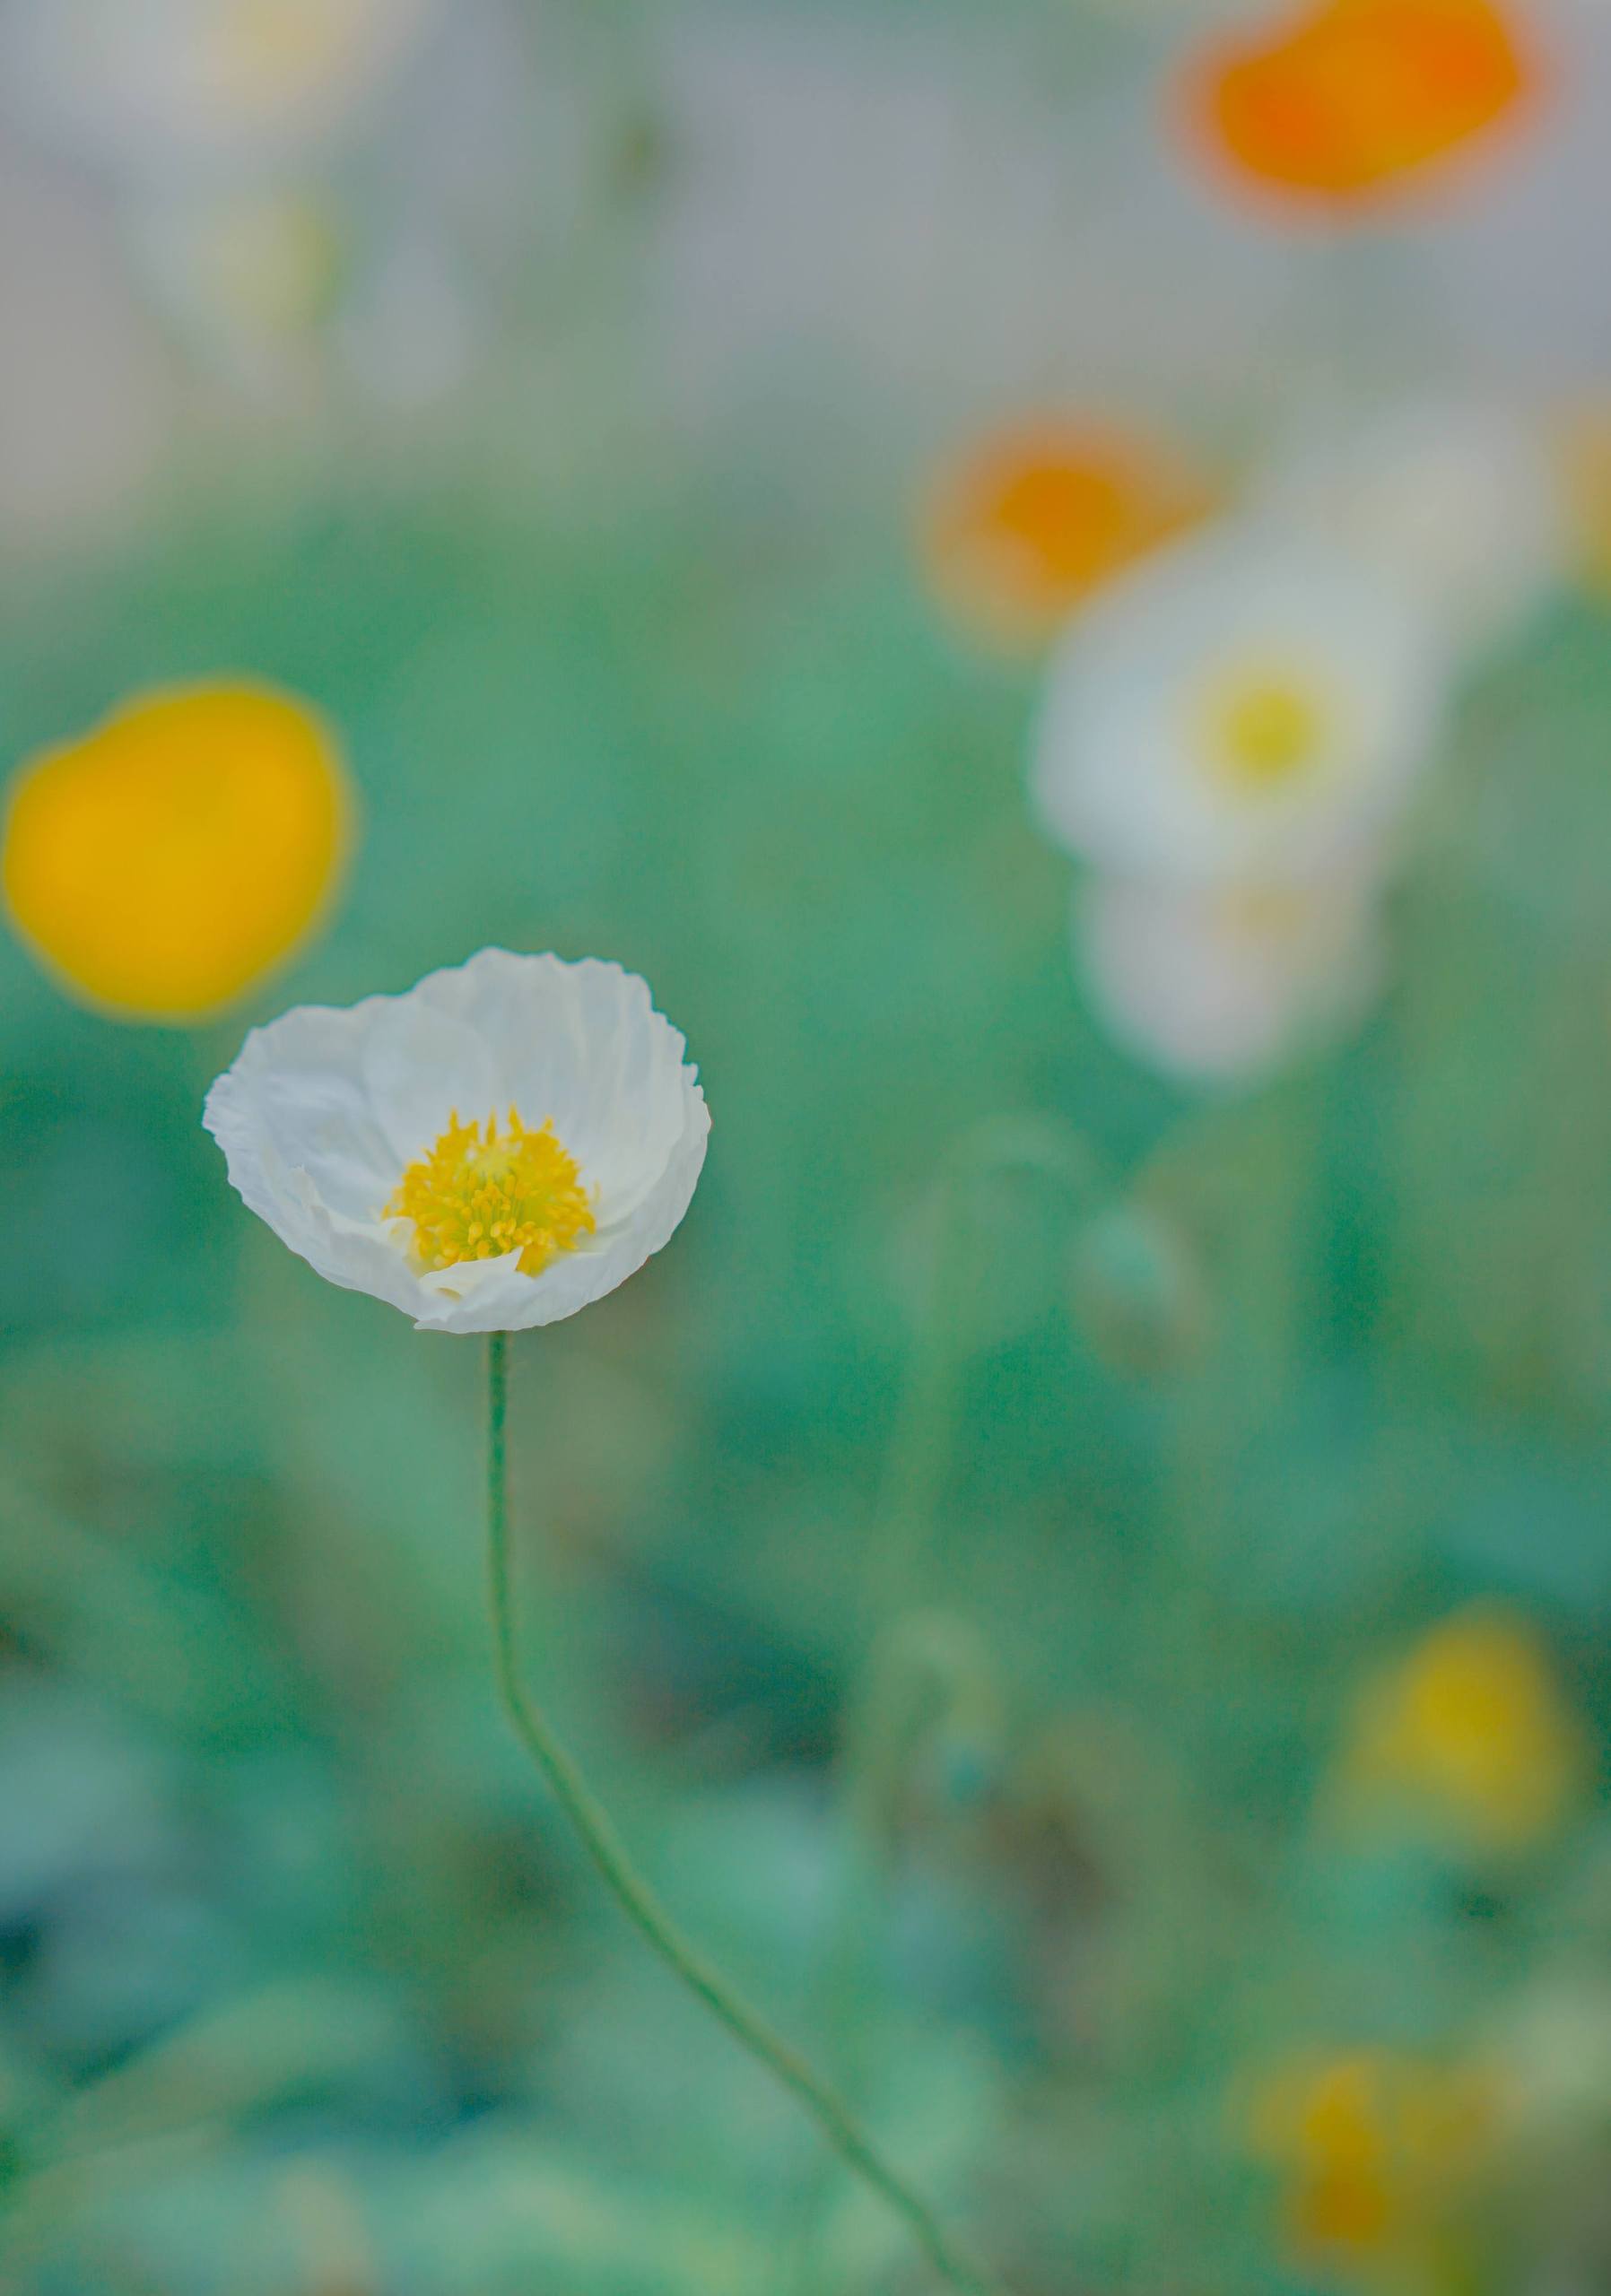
205, 950, 710, 1333
206, 1003, 396, 1223
359, 987, 501, 1165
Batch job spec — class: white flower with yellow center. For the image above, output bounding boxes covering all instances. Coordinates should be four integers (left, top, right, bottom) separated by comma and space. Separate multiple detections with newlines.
1032, 524, 1450, 885
204, 950, 710, 1333
1076, 872, 1383, 1082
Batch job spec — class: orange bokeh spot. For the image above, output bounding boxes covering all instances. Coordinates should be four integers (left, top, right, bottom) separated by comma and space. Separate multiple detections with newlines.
1188, 0, 1536, 210
922, 421, 1211, 648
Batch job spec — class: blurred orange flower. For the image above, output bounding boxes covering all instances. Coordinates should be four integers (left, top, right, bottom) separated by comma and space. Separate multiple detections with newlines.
3, 680, 352, 1022
921, 419, 1212, 649
1250, 2048, 1498, 2282
1184, 0, 1537, 212
1339, 1606, 1587, 1853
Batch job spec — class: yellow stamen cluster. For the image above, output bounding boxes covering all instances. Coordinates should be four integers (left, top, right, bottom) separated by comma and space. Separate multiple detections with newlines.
1205, 672, 1327, 791
386, 1109, 596, 1279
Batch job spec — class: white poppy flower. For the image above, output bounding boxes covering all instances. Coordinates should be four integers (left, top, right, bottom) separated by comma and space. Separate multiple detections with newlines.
1261, 397, 1566, 653
204, 950, 710, 1334
1076, 872, 1384, 1083
1032, 522, 1450, 887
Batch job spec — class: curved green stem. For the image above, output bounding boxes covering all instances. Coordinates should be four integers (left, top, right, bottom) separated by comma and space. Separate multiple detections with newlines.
484, 1334, 1002, 2296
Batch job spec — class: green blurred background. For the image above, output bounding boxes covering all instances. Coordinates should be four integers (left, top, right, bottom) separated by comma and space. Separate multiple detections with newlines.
3, 3, 1611, 2291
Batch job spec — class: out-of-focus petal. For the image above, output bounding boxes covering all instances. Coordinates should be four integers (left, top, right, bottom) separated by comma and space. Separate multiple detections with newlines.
1183, 0, 1537, 213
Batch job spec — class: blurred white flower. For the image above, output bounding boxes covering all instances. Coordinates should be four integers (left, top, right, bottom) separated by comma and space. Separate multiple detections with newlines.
127, 184, 346, 391
1075, 872, 1384, 1082
0, 142, 173, 552
126, 182, 480, 408
2, 0, 439, 187
1032, 523, 1450, 886
205, 950, 710, 1335
335, 229, 480, 407
1262, 398, 1567, 652
75, 4, 545, 410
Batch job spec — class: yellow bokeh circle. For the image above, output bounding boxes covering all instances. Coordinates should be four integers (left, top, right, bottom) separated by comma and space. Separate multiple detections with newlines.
2, 680, 353, 1022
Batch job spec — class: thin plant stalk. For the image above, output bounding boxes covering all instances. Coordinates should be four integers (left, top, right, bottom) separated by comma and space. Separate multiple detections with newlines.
483, 1333, 1003, 2296
863, 1120, 1095, 1631
829, 1123, 1095, 2043
786, 1119, 1093, 2292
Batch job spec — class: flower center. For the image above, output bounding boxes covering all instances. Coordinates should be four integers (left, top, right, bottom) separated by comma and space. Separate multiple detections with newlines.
1204, 670, 1328, 791
387, 1109, 596, 1278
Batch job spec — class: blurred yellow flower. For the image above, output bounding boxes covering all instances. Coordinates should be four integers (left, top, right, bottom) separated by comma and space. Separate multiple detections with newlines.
1341, 1607, 1587, 1851
922, 418, 1211, 650
1183, 0, 1537, 213
2, 681, 351, 1023
1250, 2048, 1497, 2283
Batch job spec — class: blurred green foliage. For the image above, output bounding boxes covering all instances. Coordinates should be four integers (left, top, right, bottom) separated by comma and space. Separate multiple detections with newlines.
2, 222, 1611, 2296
